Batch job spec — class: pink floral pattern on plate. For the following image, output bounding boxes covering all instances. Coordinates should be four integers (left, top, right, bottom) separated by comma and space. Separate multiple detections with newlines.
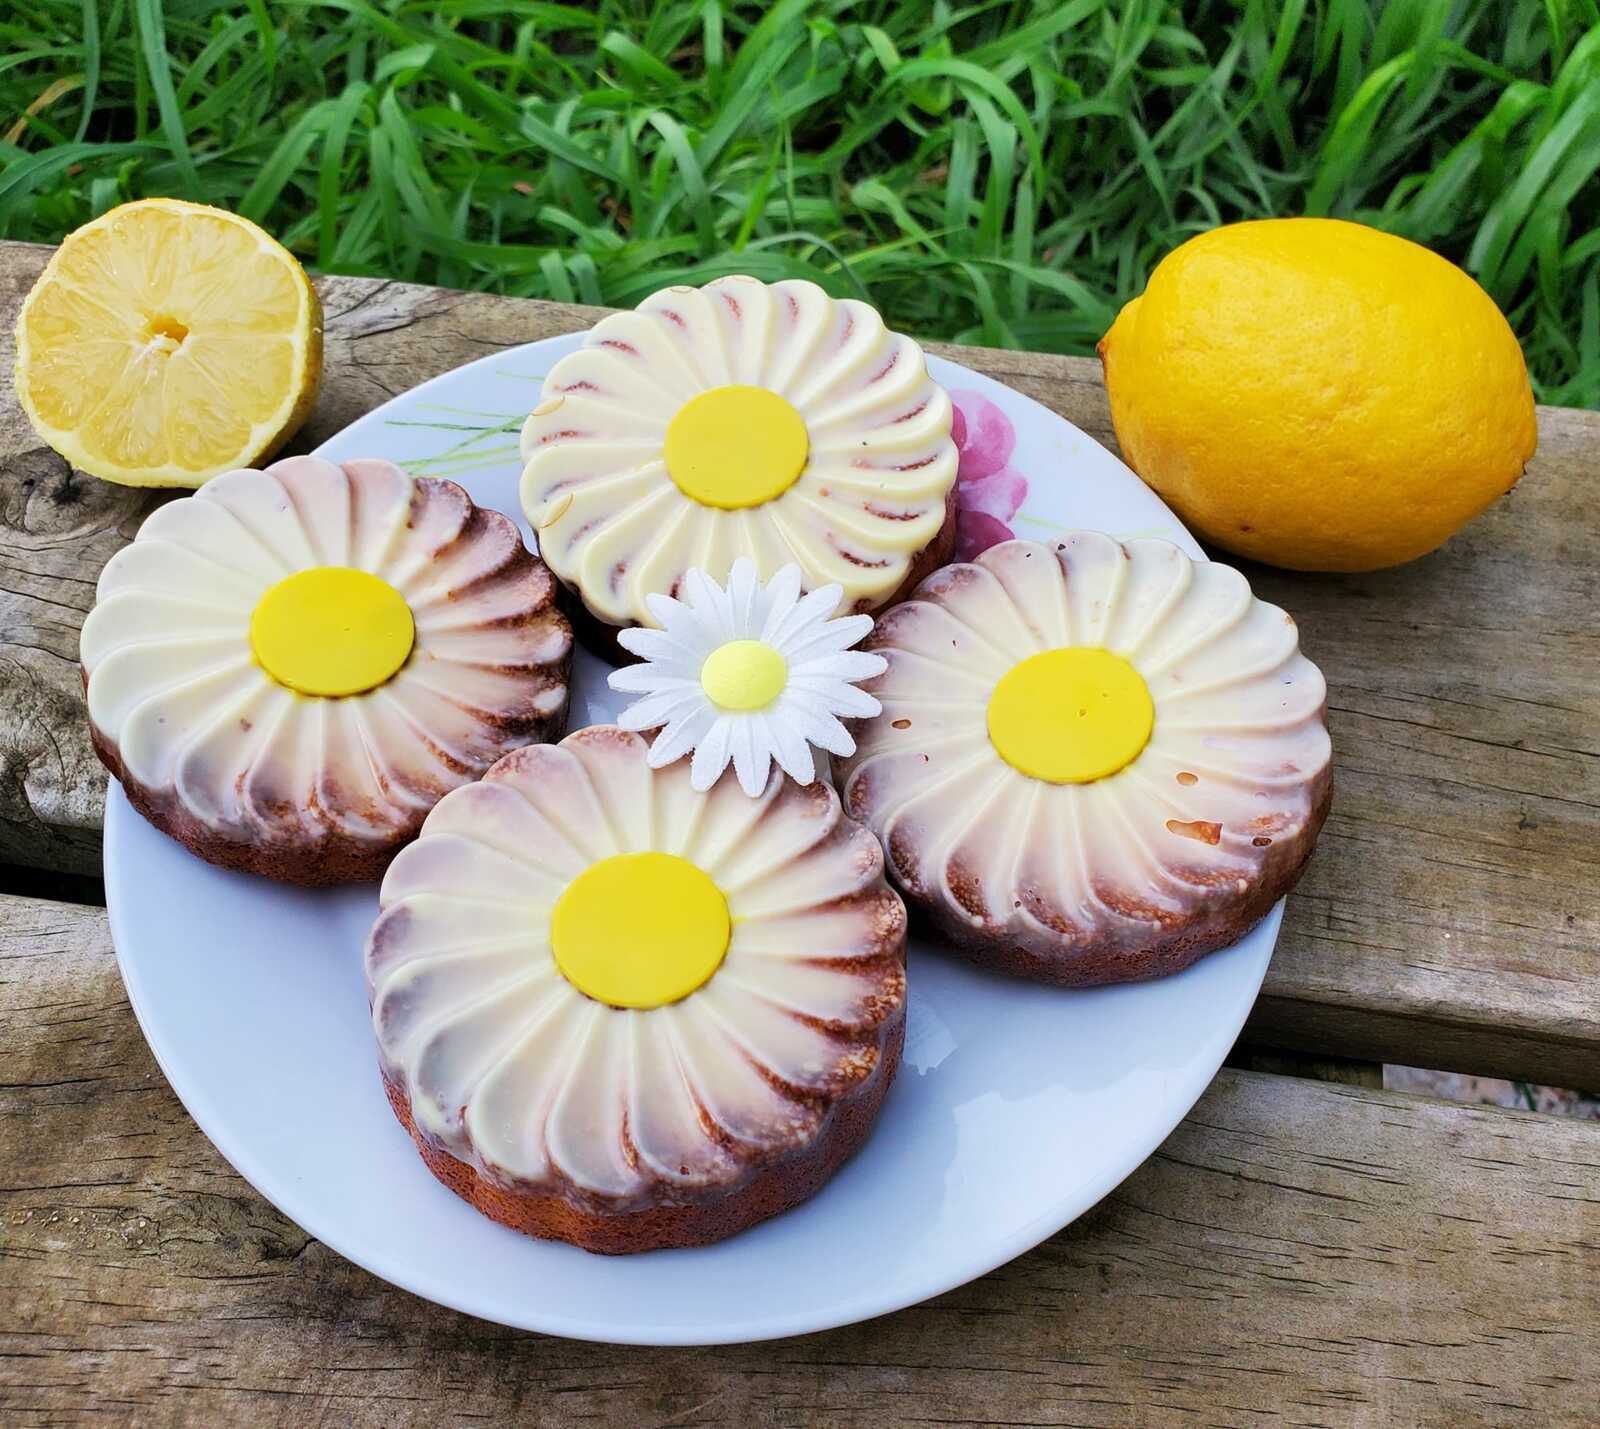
949, 389, 1029, 561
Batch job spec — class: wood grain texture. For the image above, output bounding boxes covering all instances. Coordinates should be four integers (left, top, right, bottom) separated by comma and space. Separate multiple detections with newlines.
1, 894, 1595, 1427
2, 237, 1597, 1088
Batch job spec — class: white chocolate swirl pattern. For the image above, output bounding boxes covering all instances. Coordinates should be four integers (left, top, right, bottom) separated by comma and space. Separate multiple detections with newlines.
838, 534, 1332, 984
367, 726, 906, 1206
519, 275, 958, 628
80, 456, 571, 883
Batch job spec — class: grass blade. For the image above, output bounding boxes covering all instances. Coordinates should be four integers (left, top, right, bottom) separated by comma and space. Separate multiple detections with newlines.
131, 0, 198, 188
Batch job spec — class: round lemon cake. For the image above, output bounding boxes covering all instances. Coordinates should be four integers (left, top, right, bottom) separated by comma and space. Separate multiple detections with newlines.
838, 533, 1332, 984
520, 275, 959, 656
367, 725, 907, 1253
81, 456, 572, 884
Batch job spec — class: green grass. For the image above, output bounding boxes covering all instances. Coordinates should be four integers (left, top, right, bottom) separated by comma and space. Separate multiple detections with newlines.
3, 1, 1599, 406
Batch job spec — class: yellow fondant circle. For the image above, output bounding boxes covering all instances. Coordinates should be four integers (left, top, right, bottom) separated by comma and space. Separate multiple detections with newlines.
551, 852, 730, 1009
987, 647, 1154, 784
664, 385, 808, 509
250, 566, 415, 698
700, 639, 787, 711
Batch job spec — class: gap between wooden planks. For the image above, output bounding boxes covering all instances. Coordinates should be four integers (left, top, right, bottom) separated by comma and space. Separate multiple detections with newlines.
1, 892, 1595, 1427
1, 240, 1597, 1094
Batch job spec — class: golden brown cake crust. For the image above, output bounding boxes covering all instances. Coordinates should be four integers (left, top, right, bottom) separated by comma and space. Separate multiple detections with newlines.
380, 1009, 905, 1255
908, 770, 1332, 986
89, 718, 409, 886
89, 671, 568, 886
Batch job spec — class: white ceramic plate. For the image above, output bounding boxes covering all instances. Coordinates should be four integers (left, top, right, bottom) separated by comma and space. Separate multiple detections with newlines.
104, 335, 1275, 1346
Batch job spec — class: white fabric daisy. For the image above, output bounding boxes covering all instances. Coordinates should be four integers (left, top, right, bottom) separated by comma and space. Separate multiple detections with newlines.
609, 559, 887, 796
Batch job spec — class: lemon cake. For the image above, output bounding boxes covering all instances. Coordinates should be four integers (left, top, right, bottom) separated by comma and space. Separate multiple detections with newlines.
520, 275, 959, 656
367, 725, 907, 1252
81, 455, 572, 884
838, 533, 1331, 984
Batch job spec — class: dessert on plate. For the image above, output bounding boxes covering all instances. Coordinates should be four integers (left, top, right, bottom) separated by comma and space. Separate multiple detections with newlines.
838, 532, 1332, 985
519, 274, 959, 657
80, 455, 572, 885
366, 725, 907, 1253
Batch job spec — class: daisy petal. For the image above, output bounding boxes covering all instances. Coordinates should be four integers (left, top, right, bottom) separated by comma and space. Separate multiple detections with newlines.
617, 625, 699, 667
604, 662, 688, 697
793, 649, 887, 684
789, 679, 880, 719
789, 605, 866, 649
617, 686, 706, 732
690, 715, 735, 791
787, 675, 889, 720
813, 717, 857, 757
764, 712, 816, 786
757, 565, 805, 641
728, 557, 762, 635
677, 567, 739, 649
648, 704, 718, 768
729, 718, 771, 798
778, 615, 879, 664
779, 690, 857, 756
765, 583, 842, 650
642, 589, 691, 633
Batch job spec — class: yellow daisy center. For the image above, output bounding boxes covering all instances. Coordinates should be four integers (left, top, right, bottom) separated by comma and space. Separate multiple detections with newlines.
987, 647, 1153, 783
250, 567, 415, 698
551, 852, 731, 1009
664, 385, 809, 509
700, 639, 788, 710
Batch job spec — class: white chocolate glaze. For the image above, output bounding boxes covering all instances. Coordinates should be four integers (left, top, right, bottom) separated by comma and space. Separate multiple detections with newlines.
80, 456, 571, 857
366, 726, 906, 1203
520, 275, 958, 627
838, 534, 1331, 962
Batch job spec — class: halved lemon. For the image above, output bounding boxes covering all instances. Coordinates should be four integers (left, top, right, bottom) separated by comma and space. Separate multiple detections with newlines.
14, 198, 322, 487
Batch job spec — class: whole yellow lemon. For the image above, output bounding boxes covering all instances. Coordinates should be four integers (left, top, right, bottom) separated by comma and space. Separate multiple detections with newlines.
1098, 218, 1537, 571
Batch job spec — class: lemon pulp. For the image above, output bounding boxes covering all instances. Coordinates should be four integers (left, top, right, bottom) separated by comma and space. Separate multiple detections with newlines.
14, 197, 321, 487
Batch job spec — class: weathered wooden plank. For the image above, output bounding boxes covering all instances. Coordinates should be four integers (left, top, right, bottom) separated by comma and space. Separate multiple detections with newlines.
2, 238, 1597, 1090
1, 893, 1594, 1426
